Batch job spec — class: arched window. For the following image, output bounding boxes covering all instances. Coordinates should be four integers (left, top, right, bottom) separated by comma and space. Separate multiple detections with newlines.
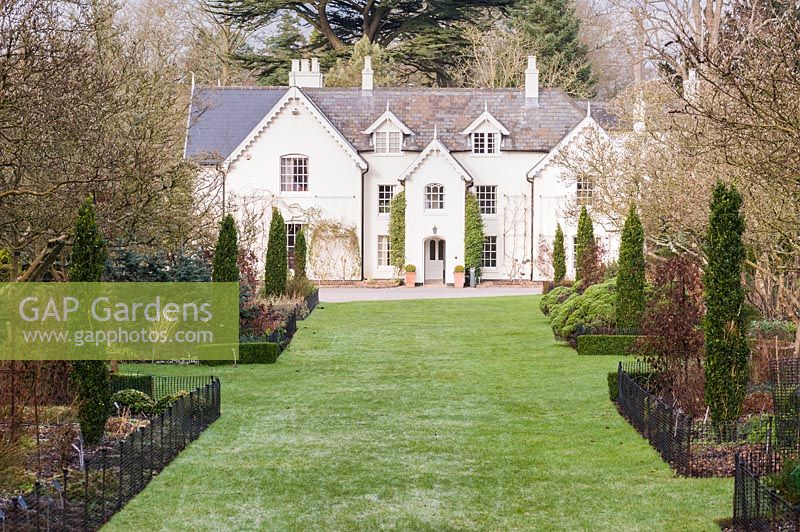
425, 183, 444, 210
280, 155, 309, 192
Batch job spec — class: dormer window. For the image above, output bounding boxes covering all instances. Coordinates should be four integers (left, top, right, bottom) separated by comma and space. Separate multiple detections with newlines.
363, 108, 414, 156
461, 105, 510, 156
374, 130, 402, 154
472, 132, 498, 154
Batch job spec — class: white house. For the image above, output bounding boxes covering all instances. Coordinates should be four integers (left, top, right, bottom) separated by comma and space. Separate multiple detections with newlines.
185, 57, 619, 285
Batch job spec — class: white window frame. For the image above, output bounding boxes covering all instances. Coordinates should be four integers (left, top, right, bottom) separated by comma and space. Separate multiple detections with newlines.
573, 236, 578, 270
286, 222, 303, 266
576, 175, 594, 206
377, 184, 395, 215
482, 236, 497, 269
377, 235, 391, 267
475, 185, 497, 215
374, 130, 403, 154
424, 183, 445, 210
472, 132, 499, 155
280, 155, 309, 192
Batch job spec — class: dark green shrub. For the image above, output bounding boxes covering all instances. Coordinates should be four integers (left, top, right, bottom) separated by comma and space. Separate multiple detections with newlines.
294, 228, 308, 278
239, 342, 281, 364
539, 284, 576, 315
607, 372, 618, 401
704, 182, 749, 430
550, 278, 616, 343
389, 191, 406, 271
575, 206, 594, 282
577, 335, 639, 356
200, 342, 281, 365
111, 389, 156, 415
69, 198, 110, 445
553, 224, 566, 283
265, 208, 287, 297
464, 192, 485, 278
212, 214, 239, 282
764, 459, 800, 504
110, 374, 154, 397
154, 391, 189, 412
616, 204, 645, 330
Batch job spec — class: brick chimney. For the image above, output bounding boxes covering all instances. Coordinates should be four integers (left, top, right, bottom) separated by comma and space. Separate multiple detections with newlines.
289, 58, 323, 88
362, 56, 374, 91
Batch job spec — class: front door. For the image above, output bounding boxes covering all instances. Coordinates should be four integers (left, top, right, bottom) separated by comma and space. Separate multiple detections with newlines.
425, 238, 445, 284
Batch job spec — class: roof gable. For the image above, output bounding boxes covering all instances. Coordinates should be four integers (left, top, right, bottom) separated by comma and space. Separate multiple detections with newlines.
460, 107, 511, 136
526, 115, 609, 180
362, 108, 414, 135
399, 136, 472, 183
225, 86, 368, 170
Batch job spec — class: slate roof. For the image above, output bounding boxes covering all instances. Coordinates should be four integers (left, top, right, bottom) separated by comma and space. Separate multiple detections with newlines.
305, 87, 586, 152
185, 85, 609, 162
185, 86, 286, 163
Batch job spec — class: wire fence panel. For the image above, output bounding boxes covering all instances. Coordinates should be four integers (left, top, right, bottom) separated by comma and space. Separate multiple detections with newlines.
617, 361, 693, 475
2, 376, 220, 531
733, 450, 800, 531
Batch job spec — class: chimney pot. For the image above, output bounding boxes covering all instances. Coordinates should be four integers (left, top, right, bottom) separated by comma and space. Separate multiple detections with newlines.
288, 57, 324, 88
525, 55, 539, 104
362, 55, 374, 91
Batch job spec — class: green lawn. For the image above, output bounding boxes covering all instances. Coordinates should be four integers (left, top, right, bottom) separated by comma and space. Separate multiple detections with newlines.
107, 296, 730, 531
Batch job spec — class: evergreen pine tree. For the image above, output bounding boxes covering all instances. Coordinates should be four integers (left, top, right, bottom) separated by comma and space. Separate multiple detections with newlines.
388, 191, 406, 272
264, 208, 287, 297
616, 204, 646, 331
464, 193, 485, 278
256, 12, 308, 86
512, 0, 596, 97
704, 182, 749, 431
553, 224, 566, 283
69, 198, 110, 446
575, 206, 594, 282
294, 228, 308, 278
325, 36, 397, 87
212, 214, 239, 282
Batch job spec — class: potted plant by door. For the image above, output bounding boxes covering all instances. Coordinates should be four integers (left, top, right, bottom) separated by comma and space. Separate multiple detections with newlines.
453, 265, 465, 288
404, 264, 416, 287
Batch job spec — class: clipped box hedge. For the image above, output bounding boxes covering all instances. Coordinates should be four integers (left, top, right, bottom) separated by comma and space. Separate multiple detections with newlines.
200, 342, 281, 366
111, 374, 154, 397
577, 334, 640, 356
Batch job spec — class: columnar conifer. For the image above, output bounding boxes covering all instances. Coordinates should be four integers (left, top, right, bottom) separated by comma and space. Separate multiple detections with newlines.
575, 206, 594, 282
616, 205, 645, 330
464, 192, 485, 278
264, 208, 287, 296
553, 224, 566, 283
69, 198, 110, 445
704, 182, 749, 431
212, 214, 239, 282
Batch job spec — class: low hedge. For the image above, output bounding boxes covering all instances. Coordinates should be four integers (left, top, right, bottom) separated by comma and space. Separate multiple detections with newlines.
607, 372, 619, 401
200, 342, 281, 366
111, 374, 154, 397
608, 367, 658, 402
577, 334, 640, 356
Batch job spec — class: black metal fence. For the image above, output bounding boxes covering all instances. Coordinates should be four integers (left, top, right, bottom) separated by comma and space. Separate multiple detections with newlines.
1, 376, 220, 531
617, 361, 775, 477
771, 358, 800, 451
733, 449, 800, 531
617, 361, 694, 475
303, 288, 319, 317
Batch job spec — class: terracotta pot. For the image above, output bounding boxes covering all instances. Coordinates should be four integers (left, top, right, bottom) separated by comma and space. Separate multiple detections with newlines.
405, 271, 416, 287
453, 271, 465, 288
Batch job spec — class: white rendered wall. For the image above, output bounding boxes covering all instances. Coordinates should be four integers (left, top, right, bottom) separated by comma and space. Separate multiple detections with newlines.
402, 149, 467, 285
531, 163, 620, 281
223, 94, 364, 279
